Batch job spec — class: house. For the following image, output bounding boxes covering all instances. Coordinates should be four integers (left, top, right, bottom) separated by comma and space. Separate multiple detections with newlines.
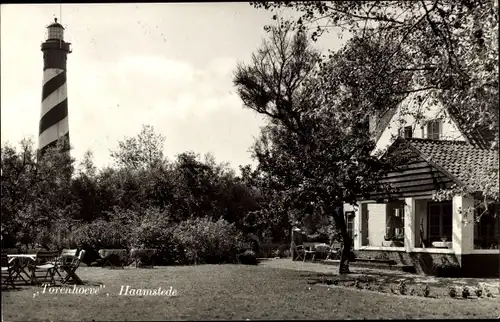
343, 93, 499, 277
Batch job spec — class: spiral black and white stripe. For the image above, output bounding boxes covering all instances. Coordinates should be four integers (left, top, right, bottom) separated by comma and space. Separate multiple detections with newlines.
39, 68, 69, 152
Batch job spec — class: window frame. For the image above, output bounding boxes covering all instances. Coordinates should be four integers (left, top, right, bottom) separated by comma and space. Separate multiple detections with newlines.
427, 202, 452, 243
398, 126, 413, 139
426, 119, 441, 140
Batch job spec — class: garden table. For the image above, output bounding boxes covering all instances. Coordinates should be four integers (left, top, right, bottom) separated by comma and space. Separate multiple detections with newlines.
7, 254, 36, 285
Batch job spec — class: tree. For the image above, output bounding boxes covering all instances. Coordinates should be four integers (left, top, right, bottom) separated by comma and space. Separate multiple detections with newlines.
234, 24, 399, 273
1, 137, 77, 250
110, 124, 166, 169
252, 0, 499, 149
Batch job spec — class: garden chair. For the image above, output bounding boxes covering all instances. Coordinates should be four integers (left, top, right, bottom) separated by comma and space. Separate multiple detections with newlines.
291, 242, 305, 261
325, 241, 342, 260
60, 250, 85, 285
54, 249, 79, 280
1, 253, 16, 289
303, 243, 317, 262
29, 251, 61, 286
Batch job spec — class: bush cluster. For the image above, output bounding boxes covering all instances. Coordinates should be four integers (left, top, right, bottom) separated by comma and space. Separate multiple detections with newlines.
68, 208, 250, 265
1, 127, 291, 264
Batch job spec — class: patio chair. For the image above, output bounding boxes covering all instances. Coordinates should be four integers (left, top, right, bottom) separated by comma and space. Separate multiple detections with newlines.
303, 244, 317, 262
29, 251, 61, 286
54, 249, 79, 279
291, 242, 305, 261
325, 241, 342, 260
60, 250, 85, 285
1, 253, 16, 289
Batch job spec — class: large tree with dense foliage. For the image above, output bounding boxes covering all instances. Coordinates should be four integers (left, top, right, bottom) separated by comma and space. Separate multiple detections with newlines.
110, 124, 166, 169
233, 23, 403, 273
258, 0, 499, 223
252, 1, 498, 149
1, 138, 77, 249
2, 125, 266, 254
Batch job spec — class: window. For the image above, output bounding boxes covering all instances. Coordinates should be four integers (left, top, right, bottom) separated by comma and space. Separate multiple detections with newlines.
386, 207, 405, 240
426, 119, 441, 140
427, 202, 452, 243
399, 126, 413, 139
474, 204, 500, 249
48, 27, 64, 40
345, 211, 355, 238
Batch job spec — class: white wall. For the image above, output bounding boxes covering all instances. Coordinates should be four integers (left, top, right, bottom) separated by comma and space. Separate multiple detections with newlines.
373, 93, 466, 155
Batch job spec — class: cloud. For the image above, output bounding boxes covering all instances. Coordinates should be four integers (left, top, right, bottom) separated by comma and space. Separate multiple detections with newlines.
113, 55, 197, 84
1, 4, 290, 171
57, 54, 264, 169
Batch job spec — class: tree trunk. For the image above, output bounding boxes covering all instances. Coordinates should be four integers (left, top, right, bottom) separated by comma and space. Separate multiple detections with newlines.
332, 210, 353, 275
339, 233, 353, 274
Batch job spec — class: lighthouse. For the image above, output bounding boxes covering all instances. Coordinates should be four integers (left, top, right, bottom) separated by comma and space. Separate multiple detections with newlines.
39, 18, 72, 154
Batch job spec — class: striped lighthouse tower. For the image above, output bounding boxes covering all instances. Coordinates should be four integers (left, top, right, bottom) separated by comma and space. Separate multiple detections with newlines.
39, 18, 72, 154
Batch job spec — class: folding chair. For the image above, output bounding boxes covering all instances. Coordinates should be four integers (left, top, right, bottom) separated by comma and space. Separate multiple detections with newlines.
291, 242, 305, 261
325, 241, 342, 260
1, 253, 16, 289
303, 244, 317, 262
61, 250, 85, 285
53, 249, 78, 280
30, 251, 61, 286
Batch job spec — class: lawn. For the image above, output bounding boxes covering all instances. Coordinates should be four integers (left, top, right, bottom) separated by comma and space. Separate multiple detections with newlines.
2, 264, 499, 321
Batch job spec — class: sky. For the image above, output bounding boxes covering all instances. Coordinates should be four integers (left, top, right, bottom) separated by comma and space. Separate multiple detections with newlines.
1, 3, 348, 171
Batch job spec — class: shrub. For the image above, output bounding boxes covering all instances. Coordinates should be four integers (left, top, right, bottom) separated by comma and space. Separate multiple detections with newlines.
462, 286, 470, 299
173, 217, 249, 265
474, 288, 483, 298
398, 280, 407, 295
449, 287, 457, 298
34, 218, 79, 251
433, 259, 461, 277
73, 218, 130, 250
128, 207, 182, 265
423, 285, 430, 297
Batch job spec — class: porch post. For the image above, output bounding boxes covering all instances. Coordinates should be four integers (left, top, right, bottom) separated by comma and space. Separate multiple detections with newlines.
452, 194, 474, 255
404, 197, 416, 252
353, 202, 362, 250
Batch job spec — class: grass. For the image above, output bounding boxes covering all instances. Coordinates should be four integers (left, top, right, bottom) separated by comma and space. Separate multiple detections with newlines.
2, 264, 499, 320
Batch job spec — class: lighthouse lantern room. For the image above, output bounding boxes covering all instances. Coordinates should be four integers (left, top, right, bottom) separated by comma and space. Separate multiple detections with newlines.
47, 18, 64, 40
